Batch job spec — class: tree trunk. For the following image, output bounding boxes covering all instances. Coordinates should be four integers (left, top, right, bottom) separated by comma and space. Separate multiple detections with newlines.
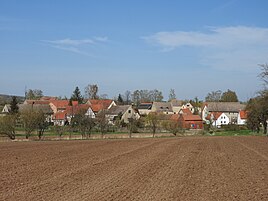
263, 120, 267, 135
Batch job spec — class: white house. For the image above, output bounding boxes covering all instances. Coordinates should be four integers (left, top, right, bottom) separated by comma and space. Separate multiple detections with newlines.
211, 112, 230, 128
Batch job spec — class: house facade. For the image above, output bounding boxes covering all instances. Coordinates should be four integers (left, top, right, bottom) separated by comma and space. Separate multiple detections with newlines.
137, 102, 152, 116
106, 105, 140, 124
237, 110, 247, 125
178, 114, 203, 129
202, 102, 246, 125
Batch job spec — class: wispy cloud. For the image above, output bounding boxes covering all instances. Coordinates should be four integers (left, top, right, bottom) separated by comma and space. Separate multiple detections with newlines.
42, 36, 108, 56
143, 26, 268, 70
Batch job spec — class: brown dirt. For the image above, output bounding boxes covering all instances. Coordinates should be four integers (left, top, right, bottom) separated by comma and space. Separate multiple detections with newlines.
0, 136, 267, 201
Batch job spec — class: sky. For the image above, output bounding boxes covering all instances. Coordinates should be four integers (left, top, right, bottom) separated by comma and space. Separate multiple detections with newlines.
1, 0, 268, 101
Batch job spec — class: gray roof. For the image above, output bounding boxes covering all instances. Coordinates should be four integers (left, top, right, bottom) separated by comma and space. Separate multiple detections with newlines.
137, 103, 152, 110
170, 99, 183, 107
107, 105, 131, 115
19, 104, 53, 114
206, 102, 246, 112
152, 102, 173, 113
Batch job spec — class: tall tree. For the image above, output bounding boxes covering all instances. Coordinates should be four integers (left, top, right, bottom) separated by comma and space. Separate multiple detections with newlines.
20, 109, 46, 139
117, 94, 124, 105
0, 115, 16, 140
150, 89, 164, 102
146, 112, 161, 138
70, 86, 83, 104
124, 90, 131, 105
205, 90, 222, 102
168, 89, 176, 101
85, 84, 99, 99
132, 90, 141, 106
10, 96, 19, 114
26, 89, 43, 100
221, 89, 239, 102
258, 63, 268, 85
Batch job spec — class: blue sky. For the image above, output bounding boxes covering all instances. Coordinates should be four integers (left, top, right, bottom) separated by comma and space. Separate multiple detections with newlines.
1, 0, 268, 101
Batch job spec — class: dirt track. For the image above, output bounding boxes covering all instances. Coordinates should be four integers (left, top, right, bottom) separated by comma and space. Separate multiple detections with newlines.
0, 136, 267, 200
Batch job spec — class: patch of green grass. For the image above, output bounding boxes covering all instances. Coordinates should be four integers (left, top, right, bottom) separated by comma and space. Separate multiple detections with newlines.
206, 130, 265, 136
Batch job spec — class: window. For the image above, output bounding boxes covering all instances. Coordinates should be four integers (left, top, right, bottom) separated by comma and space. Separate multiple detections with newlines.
128, 110, 131, 113
221, 121, 223, 124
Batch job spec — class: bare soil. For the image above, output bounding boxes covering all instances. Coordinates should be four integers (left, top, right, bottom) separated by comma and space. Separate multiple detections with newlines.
0, 136, 267, 200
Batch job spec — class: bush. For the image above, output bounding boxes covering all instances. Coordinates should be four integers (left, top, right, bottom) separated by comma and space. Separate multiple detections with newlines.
221, 124, 240, 131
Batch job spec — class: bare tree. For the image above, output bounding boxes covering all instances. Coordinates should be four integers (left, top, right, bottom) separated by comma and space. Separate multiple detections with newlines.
168, 89, 176, 101
85, 84, 99, 99
25, 89, 43, 100
0, 115, 16, 140
205, 90, 222, 102
96, 110, 108, 138
146, 112, 161, 138
259, 63, 268, 85
20, 109, 46, 139
124, 90, 131, 105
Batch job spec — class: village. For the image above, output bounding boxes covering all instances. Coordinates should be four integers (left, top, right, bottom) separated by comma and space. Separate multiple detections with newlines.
0, 88, 248, 139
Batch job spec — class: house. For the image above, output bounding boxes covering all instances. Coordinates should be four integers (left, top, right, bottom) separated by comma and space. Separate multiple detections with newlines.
209, 112, 230, 128
1, 104, 11, 114
237, 110, 247, 125
170, 99, 183, 114
19, 104, 54, 123
52, 104, 95, 126
178, 114, 203, 129
106, 105, 140, 124
86, 99, 116, 114
137, 102, 152, 116
65, 104, 95, 119
3, 102, 54, 122
181, 102, 195, 113
49, 100, 71, 113
151, 102, 174, 114
52, 111, 68, 126
24, 100, 51, 105
179, 108, 192, 115
202, 102, 246, 124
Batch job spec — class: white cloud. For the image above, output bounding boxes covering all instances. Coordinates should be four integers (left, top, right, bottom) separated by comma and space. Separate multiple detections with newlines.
143, 26, 268, 70
42, 36, 108, 56
44, 38, 95, 46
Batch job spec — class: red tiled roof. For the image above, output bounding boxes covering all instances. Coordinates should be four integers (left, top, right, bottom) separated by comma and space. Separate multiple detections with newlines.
181, 114, 202, 121
181, 108, 192, 115
211, 112, 223, 120
49, 100, 69, 109
65, 104, 91, 115
53, 111, 67, 120
239, 110, 248, 119
88, 99, 113, 112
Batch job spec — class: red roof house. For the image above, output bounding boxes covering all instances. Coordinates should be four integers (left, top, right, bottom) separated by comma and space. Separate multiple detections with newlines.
178, 114, 203, 129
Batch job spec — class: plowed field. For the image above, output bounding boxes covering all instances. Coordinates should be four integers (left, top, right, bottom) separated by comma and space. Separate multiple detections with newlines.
0, 136, 267, 200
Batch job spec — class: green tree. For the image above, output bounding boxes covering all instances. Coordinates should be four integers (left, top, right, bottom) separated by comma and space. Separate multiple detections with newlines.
0, 115, 16, 140
10, 96, 19, 114
221, 89, 239, 102
117, 94, 124, 105
70, 86, 83, 104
